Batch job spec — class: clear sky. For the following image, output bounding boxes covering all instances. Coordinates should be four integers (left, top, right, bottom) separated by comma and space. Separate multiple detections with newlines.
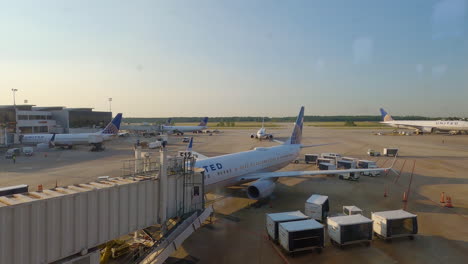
0, 0, 467, 117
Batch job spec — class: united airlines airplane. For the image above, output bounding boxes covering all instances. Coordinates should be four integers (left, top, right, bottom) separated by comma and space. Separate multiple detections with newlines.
380, 108, 468, 134
250, 117, 274, 140
161, 117, 209, 135
20, 113, 123, 148
189, 107, 393, 199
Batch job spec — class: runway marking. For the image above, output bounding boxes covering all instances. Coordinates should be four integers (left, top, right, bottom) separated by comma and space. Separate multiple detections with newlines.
393, 159, 407, 183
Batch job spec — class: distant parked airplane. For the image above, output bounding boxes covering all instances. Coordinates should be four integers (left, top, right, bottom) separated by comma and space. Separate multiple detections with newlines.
251, 117, 274, 140
20, 113, 122, 148
161, 117, 209, 135
380, 108, 468, 134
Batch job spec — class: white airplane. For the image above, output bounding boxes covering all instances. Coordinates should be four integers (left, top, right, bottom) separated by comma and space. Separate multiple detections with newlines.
20, 113, 123, 148
380, 108, 468, 134
161, 117, 209, 135
250, 117, 273, 140
188, 107, 394, 199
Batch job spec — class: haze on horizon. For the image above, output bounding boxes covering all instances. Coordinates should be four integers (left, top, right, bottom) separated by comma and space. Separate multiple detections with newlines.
0, 0, 467, 118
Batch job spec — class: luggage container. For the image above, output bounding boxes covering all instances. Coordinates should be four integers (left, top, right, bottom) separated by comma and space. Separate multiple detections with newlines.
372, 210, 417, 240
321, 153, 341, 158
266, 211, 309, 241
337, 172, 359, 181
358, 160, 380, 177
278, 219, 324, 254
305, 194, 329, 222
343, 206, 363, 215
327, 214, 373, 247
383, 148, 399, 157
317, 157, 334, 166
337, 160, 356, 169
341, 157, 358, 162
305, 154, 319, 164
318, 162, 336, 171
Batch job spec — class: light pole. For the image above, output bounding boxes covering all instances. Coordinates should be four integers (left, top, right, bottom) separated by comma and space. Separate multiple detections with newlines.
108, 98, 112, 113
11, 88, 18, 106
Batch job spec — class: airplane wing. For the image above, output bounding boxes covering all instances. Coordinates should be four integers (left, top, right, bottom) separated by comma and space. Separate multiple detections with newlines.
239, 167, 395, 181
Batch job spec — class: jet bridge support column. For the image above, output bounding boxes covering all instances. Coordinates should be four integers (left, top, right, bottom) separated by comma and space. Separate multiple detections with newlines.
159, 148, 168, 223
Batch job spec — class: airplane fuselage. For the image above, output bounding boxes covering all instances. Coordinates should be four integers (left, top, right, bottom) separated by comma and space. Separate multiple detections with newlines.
21, 133, 113, 146
162, 125, 207, 133
381, 120, 468, 132
195, 144, 301, 192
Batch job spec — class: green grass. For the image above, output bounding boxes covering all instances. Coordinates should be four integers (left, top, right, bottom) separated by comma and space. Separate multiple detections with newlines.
305, 121, 390, 128
176, 122, 282, 129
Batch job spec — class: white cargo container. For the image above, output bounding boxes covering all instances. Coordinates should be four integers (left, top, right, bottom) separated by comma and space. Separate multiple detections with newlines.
317, 157, 334, 165
343, 206, 363, 215
305, 154, 319, 164
305, 195, 329, 222
372, 210, 417, 240
266, 211, 309, 241
327, 214, 373, 247
383, 148, 399, 157
358, 160, 380, 177
278, 219, 324, 254
318, 162, 336, 171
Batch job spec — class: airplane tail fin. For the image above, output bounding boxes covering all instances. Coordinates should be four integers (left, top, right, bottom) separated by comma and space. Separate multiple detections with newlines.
49, 133, 56, 148
101, 113, 123, 135
380, 108, 394, 122
198, 117, 209, 126
287, 106, 304, 145
186, 137, 193, 152
165, 118, 172, 125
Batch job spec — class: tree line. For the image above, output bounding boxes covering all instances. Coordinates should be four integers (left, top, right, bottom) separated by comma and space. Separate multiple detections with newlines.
123, 115, 444, 124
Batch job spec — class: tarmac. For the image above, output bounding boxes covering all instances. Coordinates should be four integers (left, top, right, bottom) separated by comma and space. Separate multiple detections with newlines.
0, 125, 467, 263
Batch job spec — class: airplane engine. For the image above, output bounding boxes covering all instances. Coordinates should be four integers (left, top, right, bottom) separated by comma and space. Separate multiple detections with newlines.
268, 135, 273, 139
421, 127, 434, 133
247, 179, 275, 199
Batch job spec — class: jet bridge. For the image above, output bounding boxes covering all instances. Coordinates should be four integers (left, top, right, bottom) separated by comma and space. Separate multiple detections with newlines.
0, 148, 206, 264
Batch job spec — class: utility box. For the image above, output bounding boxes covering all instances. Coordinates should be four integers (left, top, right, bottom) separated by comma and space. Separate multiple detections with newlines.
372, 210, 417, 240
305, 195, 329, 222
278, 219, 324, 254
266, 211, 309, 241
305, 154, 319, 164
327, 214, 373, 247
343, 206, 363, 215
383, 148, 399, 157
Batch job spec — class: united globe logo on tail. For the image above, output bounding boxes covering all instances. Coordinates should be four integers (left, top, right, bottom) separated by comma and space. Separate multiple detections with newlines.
289, 106, 304, 145
102, 113, 123, 135
380, 108, 394, 122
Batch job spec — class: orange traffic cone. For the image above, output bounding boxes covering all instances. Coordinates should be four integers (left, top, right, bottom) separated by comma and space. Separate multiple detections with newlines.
37, 184, 43, 192
445, 196, 453, 208
402, 191, 408, 202
440, 192, 445, 203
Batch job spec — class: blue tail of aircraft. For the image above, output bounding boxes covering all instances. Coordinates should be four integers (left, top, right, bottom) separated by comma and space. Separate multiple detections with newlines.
288, 106, 304, 145
380, 108, 394, 122
198, 117, 209, 126
186, 137, 193, 152
165, 118, 172, 125
101, 113, 122, 135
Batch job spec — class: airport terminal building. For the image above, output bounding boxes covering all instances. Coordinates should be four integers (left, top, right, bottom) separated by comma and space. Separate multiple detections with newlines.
0, 105, 112, 145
